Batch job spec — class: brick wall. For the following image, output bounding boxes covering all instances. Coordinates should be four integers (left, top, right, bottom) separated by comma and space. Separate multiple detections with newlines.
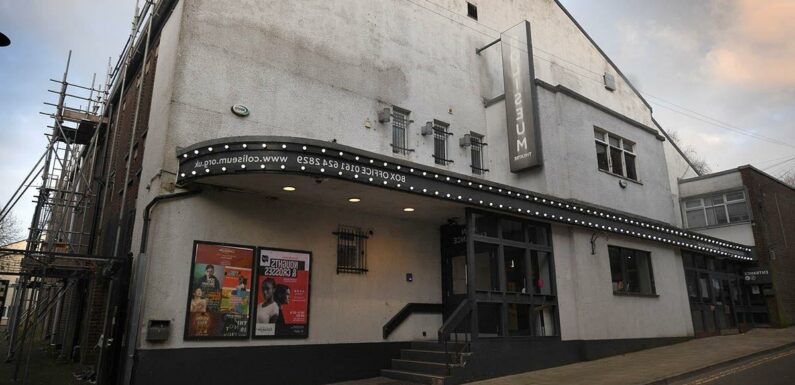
78, 34, 161, 367
741, 167, 795, 326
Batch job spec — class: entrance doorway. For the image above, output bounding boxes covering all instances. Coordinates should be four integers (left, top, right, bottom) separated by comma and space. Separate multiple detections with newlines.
683, 252, 759, 336
440, 209, 559, 339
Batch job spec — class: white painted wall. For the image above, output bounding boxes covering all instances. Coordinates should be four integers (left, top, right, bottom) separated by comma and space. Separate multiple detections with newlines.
485, 89, 677, 224
553, 225, 693, 340
679, 171, 744, 198
151, 0, 670, 221
695, 224, 755, 246
661, 136, 699, 227
137, 190, 444, 349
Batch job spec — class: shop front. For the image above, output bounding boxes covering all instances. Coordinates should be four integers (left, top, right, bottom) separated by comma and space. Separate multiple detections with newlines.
682, 251, 761, 337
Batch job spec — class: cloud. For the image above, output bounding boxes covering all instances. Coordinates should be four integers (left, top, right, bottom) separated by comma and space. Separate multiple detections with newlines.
697, 133, 726, 146
705, 0, 795, 87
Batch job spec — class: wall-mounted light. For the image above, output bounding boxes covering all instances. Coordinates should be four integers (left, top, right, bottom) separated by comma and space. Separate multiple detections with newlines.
231, 104, 250, 117
459, 134, 472, 147
377, 108, 391, 123
421, 121, 433, 136
282, 186, 296, 192
348, 197, 361, 203
403, 207, 415, 212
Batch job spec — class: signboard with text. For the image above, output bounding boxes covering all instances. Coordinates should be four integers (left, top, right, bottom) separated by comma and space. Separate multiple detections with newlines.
501, 21, 542, 172
743, 267, 771, 285
253, 247, 311, 338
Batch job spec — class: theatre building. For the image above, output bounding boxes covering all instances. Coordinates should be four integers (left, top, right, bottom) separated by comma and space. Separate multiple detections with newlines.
84, 1, 756, 384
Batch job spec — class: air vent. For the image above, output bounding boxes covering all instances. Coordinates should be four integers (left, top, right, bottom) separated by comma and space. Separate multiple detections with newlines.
604, 73, 616, 91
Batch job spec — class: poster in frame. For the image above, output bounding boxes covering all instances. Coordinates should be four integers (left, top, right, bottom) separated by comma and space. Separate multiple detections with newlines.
253, 247, 312, 339
184, 241, 255, 340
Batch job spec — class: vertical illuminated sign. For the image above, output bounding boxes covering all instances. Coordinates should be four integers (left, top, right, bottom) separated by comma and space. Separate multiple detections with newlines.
501, 21, 542, 172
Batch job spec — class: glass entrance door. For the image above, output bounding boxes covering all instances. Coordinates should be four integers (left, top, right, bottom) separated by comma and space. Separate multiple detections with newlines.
440, 224, 468, 319
469, 209, 558, 338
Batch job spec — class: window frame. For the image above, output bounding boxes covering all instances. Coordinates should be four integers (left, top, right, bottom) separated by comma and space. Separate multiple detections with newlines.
334, 225, 369, 274
594, 128, 638, 181
608, 245, 657, 296
390, 106, 414, 156
432, 120, 453, 165
682, 190, 751, 229
470, 132, 488, 175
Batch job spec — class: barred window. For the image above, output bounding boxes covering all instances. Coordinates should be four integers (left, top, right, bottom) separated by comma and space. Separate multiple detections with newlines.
470, 133, 488, 175
335, 225, 368, 274
432, 120, 453, 165
391, 107, 412, 155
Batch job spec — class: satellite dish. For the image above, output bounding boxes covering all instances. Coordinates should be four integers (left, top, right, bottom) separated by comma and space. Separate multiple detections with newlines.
0, 32, 10, 47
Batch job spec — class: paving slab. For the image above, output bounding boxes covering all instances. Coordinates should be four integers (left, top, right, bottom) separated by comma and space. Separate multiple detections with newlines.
466, 327, 795, 385
327, 328, 795, 385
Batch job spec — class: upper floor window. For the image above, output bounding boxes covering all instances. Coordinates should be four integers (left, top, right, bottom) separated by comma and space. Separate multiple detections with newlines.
683, 190, 750, 228
609, 246, 655, 295
432, 120, 453, 165
469, 133, 488, 175
391, 107, 413, 155
466, 2, 478, 20
594, 129, 637, 181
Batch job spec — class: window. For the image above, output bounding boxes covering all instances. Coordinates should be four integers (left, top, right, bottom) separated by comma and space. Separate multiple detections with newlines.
469, 133, 488, 175
594, 129, 637, 180
683, 191, 749, 228
467, 2, 478, 20
432, 120, 452, 165
390, 107, 412, 155
335, 225, 368, 274
608, 246, 655, 295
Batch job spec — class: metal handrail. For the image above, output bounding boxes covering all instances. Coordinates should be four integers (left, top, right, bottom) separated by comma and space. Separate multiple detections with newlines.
438, 299, 474, 375
382, 303, 443, 339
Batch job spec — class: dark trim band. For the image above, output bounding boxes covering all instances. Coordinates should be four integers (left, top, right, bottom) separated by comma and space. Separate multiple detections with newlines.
175, 136, 753, 261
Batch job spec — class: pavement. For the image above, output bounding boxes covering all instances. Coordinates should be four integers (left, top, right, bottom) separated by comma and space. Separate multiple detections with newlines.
330, 327, 795, 385
0, 327, 91, 385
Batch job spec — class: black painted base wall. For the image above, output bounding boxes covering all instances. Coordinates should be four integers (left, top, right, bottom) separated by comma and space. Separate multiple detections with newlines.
131, 341, 409, 385
132, 337, 689, 385
448, 336, 690, 384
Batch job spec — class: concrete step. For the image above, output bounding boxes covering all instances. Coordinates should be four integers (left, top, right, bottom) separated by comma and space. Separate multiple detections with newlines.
392, 358, 450, 376
400, 349, 459, 364
381, 369, 447, 385
410, 341, 467, 352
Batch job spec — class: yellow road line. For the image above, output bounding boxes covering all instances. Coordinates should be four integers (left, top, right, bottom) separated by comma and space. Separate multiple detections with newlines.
683, 349, 795, 385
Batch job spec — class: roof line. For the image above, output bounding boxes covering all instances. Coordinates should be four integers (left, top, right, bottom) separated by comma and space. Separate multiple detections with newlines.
652, 117, 702, 176
680, 164, 795, 191
552, 0, 654, 113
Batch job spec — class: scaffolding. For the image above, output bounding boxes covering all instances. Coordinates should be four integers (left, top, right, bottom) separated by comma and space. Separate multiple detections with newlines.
0, 1, 161, 383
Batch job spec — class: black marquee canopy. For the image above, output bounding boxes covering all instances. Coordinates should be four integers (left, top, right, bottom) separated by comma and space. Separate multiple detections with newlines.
176, 136, 754, 262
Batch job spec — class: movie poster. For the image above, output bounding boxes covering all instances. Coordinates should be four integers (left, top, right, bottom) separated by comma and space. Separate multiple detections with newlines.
253, 248, 311, 338
185, 242, 254, 339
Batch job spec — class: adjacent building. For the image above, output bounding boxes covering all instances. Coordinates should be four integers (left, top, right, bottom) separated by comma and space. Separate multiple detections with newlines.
679, 165, 794, 332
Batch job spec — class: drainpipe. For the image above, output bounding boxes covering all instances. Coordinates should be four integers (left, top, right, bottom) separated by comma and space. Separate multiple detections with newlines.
121, 189, 202, 385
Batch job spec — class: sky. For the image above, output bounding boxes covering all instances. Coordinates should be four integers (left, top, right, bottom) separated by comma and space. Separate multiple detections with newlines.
559, 0, 795, 177
0, 0, 135, 239
1, 0, 794, 239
